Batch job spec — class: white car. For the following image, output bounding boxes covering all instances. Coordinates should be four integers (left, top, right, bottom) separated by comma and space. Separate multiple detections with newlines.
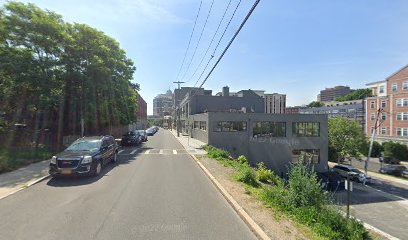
332, 165, 371, 183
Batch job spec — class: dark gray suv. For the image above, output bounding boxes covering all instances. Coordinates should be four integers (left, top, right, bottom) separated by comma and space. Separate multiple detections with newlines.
49, 135, 119, 177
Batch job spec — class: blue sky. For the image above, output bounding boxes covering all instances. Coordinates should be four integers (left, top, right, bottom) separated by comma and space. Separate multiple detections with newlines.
5, 0, 408, 114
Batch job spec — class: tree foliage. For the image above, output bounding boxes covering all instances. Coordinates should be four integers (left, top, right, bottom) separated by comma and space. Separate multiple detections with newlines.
307, 101, 324, 108
328, 117, 367, 161
0, 2, 138, 149
383, 141, 408, 161
335, 88, 372, 101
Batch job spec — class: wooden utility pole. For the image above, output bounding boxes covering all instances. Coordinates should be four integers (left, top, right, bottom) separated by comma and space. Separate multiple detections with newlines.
365, 108, 383, 177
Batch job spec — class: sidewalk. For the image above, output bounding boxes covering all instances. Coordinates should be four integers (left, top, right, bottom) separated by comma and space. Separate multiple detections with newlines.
168, 130, 207, 155
0, 160, 50, 199
328, 161, 408, 187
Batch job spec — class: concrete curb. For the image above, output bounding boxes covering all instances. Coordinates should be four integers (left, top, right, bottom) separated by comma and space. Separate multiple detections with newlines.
363, 222, 400, 240
191, 154, 270, 240
0, 174, 50, 201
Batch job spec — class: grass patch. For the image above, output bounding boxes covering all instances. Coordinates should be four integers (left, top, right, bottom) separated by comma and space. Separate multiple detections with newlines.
0, 147, 52, 173
204, 145, 371, 240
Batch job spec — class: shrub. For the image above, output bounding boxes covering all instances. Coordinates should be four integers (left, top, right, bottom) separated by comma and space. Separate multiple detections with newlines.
237, 155, 248, 164
287, 162, 327, 209
205, 146, 230, 160
235, 163, 259, 187
256, 162, 273, 183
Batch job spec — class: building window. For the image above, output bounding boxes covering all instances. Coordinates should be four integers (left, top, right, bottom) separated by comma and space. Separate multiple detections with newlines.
292, 122, 320, 137
379, 86, 385, 94
396, 112, 408, 121
397, 128, 408, 136
404, 82, 408, 90
194, 121, 199, 129
397, 98, 408, 107
381, 101, 386, 108
381, 113, 386, 121
370, 101, 375, 109
292, 149, 320, 164
253, 122, 286, 138
381, 127, 386, 135
370, 113, 375, 120
199, 121, 206, 131
213, 121, 247, 132
392, 83, 398, 92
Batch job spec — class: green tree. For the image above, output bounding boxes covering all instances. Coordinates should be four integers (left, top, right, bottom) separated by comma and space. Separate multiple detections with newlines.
328, 117, 367, 162
383, 142, 408, 161
307, 101, 324, 108
335, 88, 372, 101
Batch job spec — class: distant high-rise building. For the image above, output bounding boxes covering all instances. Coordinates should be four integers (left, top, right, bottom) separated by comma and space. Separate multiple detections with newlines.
153, 90, 173, 117
319, 86, 352, 102
264, 93, 286, 114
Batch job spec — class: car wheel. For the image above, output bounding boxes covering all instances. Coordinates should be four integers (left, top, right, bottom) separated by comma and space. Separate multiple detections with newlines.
92, 161, 102, 177
111, 152, 118, 163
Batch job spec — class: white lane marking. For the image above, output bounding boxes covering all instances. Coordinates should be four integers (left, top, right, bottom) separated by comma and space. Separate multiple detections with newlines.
118, 150, 124, 154
159, 150, 163, 154
130, 149, 138, 155
145, 150, 151, 154
173, 150, 177, 154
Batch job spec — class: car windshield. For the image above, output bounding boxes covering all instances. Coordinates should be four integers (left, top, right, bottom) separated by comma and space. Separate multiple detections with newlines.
66, 140, 101, 152
137, 130, 145, 134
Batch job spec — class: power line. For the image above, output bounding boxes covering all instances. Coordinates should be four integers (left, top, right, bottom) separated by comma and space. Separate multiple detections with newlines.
180, 0, 215, 83
194, 0, 242, 87
199, 0, 261, 88
187, 0, 233, 85
174, 1, 202, 83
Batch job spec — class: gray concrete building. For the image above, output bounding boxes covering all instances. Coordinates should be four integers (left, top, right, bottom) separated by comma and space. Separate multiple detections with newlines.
299, 100, 365, 127
188, 112, 328, 176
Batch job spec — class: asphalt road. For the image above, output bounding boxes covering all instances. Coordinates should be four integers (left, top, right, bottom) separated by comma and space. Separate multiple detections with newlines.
332, 181, 408, 239
0, 130, 256, 240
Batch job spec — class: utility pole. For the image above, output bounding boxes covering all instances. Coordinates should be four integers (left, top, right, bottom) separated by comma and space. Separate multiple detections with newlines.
173, 81, 185, 137
365, 108, 383, 177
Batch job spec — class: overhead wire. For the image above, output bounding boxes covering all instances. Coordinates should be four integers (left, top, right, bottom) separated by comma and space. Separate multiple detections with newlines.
180, 0, 215, 83
174, 1, 202, 83
194, 0, 242, 87
199, 0, 261, 88
186, 0, 233, 85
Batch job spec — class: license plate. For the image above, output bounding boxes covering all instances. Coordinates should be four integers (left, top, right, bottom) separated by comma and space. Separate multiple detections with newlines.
61, 169, 72, 174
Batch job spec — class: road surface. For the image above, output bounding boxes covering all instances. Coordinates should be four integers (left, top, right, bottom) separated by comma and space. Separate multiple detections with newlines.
0, 129, 256, 240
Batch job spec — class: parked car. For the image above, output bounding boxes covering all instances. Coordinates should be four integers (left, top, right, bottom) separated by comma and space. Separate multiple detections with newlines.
332, 164, 371, 183
137, 129, 148, 142
379, 164, 407, 177
379, 156, 400, 165
316, 171, 345, 191
121, 131, 142, 146
146, 128, 155, 136
49, 136, 118, 177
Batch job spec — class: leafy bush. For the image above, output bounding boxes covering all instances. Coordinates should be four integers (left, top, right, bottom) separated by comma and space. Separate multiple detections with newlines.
257, 162, 369, 240
237, 155, 248, 164
235, 163, 259, 187
287, 162, 327, 209
256, 162, 273, 183
205, 146, 230, 160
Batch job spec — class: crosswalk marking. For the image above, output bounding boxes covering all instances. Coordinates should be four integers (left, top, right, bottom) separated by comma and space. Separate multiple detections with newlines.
159, 150, 163, 154
173, 150, 177, 154
145, 150, 151, 154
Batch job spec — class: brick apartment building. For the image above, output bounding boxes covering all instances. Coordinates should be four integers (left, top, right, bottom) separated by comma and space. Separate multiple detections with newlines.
135, 94, 147, 129
365, 65, 408, 144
